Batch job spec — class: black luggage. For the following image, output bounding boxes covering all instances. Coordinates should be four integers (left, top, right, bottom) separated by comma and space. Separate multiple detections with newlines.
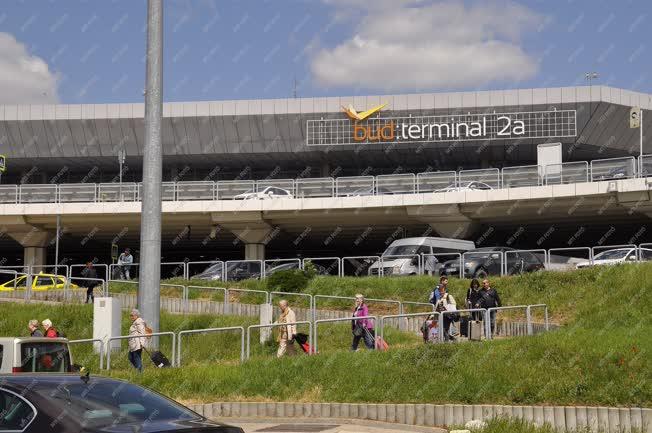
144, 347, 171, 368
459, 316, 470, 337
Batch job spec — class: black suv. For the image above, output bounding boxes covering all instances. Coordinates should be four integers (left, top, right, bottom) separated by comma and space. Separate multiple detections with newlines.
439, 247, 545, 278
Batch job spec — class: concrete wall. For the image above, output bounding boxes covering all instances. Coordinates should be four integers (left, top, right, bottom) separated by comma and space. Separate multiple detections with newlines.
187, 402, 651, 433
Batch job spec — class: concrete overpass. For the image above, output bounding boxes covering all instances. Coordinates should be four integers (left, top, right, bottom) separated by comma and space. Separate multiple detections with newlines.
2, 177, 651, 267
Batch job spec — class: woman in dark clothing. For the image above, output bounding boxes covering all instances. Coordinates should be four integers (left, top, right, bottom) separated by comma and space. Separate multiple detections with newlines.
465, 278, 483, 320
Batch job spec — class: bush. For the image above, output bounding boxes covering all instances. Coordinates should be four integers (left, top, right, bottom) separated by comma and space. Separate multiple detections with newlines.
266, 269, 310, 293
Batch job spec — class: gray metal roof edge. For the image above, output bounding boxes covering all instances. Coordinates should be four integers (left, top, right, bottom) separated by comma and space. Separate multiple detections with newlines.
1, 85, 651, 121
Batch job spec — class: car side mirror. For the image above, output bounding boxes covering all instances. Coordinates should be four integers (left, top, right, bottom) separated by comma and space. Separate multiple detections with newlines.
410, 257, 418, 266
627, 255, 636, 261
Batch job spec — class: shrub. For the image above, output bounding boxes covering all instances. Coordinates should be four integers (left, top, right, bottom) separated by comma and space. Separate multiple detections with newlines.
266, 269, 310, 293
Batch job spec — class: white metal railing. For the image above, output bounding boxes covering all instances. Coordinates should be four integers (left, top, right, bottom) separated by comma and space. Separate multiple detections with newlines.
177, 326, 245, 366
2, 156, 649, 204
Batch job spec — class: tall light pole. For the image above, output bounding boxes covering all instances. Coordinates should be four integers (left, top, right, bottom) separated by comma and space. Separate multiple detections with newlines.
585, 72, 599, 84
139, 0, 163, 339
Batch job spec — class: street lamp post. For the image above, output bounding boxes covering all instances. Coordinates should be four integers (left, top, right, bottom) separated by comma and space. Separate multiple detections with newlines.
138, 0, 163, 342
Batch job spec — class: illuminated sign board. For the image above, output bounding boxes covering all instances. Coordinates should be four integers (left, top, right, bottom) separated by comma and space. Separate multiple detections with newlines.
306, 108, 577, 146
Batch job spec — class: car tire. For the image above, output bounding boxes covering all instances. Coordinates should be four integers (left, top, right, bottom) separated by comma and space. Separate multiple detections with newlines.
473, 268, 488, 279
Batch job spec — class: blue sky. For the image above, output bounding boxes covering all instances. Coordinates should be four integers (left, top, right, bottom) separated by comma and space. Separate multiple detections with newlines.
0, 0, 650, 104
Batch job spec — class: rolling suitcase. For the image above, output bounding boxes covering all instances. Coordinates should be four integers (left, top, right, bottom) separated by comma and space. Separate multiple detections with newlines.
143, 347, 171, 368
468, 320, 484, 341
459, 316, 470, 337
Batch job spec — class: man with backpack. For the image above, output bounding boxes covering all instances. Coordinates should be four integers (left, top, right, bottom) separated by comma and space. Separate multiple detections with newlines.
429, 276, 449, 305
433, 283, 458, 341
480, 279, 501, 336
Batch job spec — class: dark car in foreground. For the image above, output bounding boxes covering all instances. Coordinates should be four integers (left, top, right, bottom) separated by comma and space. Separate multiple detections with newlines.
0, 374, 243, 433
439, 247, 545, 278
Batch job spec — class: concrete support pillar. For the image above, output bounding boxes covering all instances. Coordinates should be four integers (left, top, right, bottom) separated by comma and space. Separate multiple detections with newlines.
24, 246, 47, 269
211, 212, 275, 261
1, 216, 53, 271
407, 204, 479, 239
320, 162, 331, 178
245, 243, 265, 261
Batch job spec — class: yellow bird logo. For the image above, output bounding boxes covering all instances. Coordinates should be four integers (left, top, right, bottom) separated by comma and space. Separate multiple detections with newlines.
342, 102, 387, 121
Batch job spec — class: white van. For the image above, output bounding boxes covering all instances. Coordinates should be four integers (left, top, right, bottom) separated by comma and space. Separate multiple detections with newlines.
369, 237, 476, 276
0, 337, 73, 374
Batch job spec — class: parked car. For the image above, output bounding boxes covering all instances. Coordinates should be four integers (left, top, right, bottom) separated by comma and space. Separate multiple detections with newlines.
0, 337, 73, 374
368, 237, 476, 276
193, 262, 261, 281
575, 247, 652, 269
233, 186, 293, 200
265, 261, 331, 276
439, 247, 545, 278
344, 186, 393, 196
0, 374, 244, 433
0, 273, 78, 292
435, 181, 493, 193
595, 166, 629, 181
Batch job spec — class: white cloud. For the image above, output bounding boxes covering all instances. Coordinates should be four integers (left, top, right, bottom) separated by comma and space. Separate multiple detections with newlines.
0, 32, 59, 104
312, 0, 546, 92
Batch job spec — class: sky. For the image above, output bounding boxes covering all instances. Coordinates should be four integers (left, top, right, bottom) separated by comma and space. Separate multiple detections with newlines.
0, 0, 650, 105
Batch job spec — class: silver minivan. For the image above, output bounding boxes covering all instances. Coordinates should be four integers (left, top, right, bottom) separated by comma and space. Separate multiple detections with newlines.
0, 337, 73, 374
369, 237, 476, 276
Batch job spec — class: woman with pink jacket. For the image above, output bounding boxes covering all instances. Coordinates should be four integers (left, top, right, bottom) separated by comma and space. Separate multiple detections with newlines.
351, 294, 375, 350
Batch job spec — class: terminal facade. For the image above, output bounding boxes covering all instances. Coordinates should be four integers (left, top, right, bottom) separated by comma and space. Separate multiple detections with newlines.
0, 85, 650, 266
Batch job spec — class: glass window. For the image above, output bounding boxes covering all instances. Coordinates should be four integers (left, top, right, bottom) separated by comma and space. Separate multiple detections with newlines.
0, 389, 35, 431
13, 277, 27, 288
20, 343, 71, 373
416, 246, 431, 255
35, 276, 54, 287
35, 381, 196, 429
641, 249, 652, 260
57, 277, 66, 285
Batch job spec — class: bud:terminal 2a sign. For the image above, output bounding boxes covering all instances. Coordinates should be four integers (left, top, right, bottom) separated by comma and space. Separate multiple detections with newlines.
354, 116, 525, 142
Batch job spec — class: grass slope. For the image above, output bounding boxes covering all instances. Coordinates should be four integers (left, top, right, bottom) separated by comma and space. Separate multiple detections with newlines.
2, 263, 650, 407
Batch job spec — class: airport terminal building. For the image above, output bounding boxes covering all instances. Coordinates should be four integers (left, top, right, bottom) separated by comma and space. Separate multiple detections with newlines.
0, 85, 650, 266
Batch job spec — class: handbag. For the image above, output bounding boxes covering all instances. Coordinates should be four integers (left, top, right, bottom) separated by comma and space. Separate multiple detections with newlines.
352, 323, 365, 337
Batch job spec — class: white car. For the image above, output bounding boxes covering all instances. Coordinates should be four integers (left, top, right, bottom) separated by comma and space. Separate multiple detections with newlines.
233, 186, 293, 200
435, 181, 493, 193
575, 247, 652, 269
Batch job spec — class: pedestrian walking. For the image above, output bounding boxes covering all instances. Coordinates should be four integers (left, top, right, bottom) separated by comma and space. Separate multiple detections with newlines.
28, 319, 43, 337
465, 278, 483, 320
429, 276, 449, 305
128, 309, 148, 372
117, 248, 133, 280
351, 294, 375, 350
41, 319, 59, 338
276, 300, 297, 358
81, 262, 98, 304
480, 279, 501, 335
423, 254, 438, 276
433, 284, 458, 341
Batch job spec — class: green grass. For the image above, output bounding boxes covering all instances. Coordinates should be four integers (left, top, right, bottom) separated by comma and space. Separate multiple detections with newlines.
2, 263, 651, 407
108, 263, 651, 406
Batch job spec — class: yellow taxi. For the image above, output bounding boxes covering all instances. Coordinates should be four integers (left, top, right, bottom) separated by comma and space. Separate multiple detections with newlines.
0, 273, 78, 291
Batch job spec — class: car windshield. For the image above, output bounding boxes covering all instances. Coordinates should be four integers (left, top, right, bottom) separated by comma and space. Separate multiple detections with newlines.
199, 263, 222, 274
384, 245, 419, 256
594, 249, 631, 260
464, 248, 503, 258
20, 342, 71, 373
34, 381, 197, 429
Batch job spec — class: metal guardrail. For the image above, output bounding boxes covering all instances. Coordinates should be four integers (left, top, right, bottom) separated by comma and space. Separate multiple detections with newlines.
177, 326, 245, 366
68, 338, 105, 370
485, 305, 529, 340
378, 311, 439, 342
313, 315, 377, 353
526, 304, 549, 334
106, 331, 176, 371
245, 321, 312, 360
3, 156, 651, 204
438, 308, 488, 342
